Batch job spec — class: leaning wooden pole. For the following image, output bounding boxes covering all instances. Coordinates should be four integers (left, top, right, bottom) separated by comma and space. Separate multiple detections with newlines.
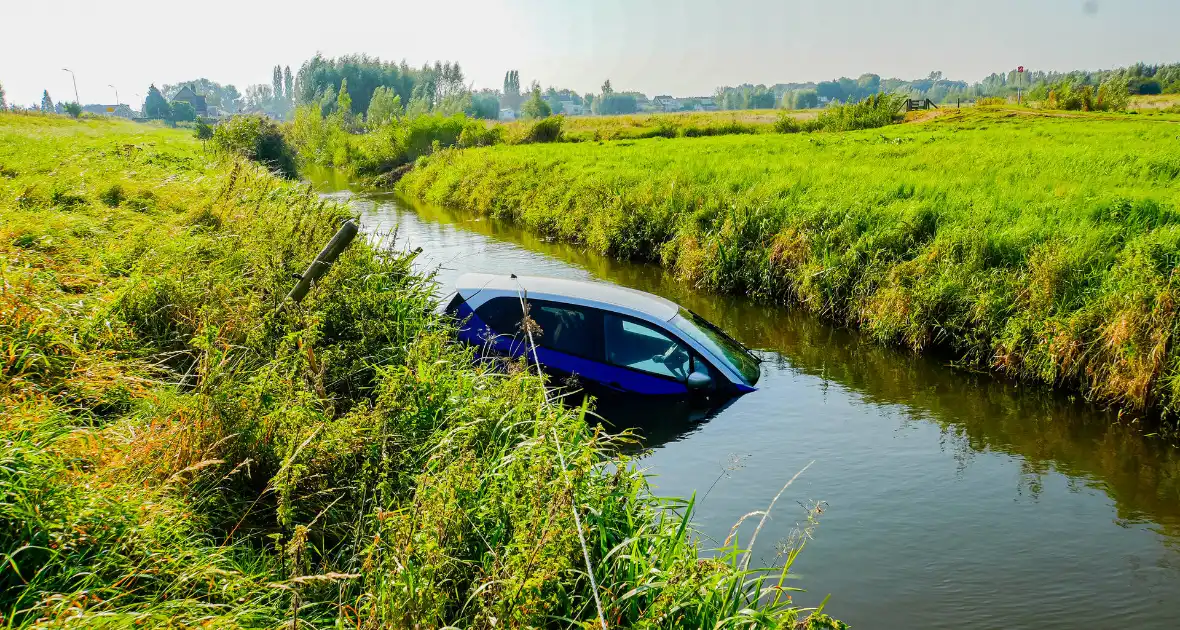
283, 219, 359, 306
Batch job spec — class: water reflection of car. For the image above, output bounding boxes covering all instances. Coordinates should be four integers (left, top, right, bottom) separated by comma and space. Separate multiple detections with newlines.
440, 273, 761, 403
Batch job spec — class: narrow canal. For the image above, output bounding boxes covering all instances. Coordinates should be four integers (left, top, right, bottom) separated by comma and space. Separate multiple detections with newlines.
314, 173, 1180, 629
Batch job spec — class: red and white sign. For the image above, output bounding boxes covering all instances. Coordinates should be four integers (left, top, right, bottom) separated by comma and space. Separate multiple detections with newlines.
1018, 66, 1025, 73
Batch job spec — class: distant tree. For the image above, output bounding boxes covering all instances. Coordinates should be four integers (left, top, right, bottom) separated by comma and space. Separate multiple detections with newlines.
273, 65, 283, 102
435, 61, 466, 102
336, 77, 353, 115
601, 79, 613, 96
1129, 78, 1163, 95
283, 66, 294, 102
520, 87, 552, 119
366, 86, 401, 125
319, 84, 337, 116
815, 80, 842, 101
171, 100, 196, 122
785, 89, 819, 109
0, 81, 6, 109
295, 53, 467, 116
245, 84, 274, 112
856, 74, 882, 97
502, 70, 521, 110
583, 93, 594, 113
405, 96, 431, 118
41, 90, 54, 113
63, 102, 82, 118
467, 92, 500, 119
596, 93, 637, 115
144, 84, 171, 119
224, 84, 241, 111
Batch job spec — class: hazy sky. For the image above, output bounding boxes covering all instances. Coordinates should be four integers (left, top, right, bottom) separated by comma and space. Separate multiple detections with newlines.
2, 0, 1177, 107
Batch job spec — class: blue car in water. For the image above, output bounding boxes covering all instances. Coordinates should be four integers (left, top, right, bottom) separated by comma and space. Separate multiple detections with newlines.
441, 273, 761, 402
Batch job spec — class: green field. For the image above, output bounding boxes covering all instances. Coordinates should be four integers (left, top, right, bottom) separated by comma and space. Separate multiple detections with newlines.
499, 109, 812, 142
400, 108, 1180, 420
0, 114, 841, 627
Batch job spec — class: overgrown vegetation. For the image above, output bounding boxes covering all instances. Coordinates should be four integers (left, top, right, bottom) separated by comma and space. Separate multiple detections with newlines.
287, 105, 576, 177
1045, 76, 1131, 112
400, 108, 1180, 421
0, 113, 842, 627
212, 114, 297, 177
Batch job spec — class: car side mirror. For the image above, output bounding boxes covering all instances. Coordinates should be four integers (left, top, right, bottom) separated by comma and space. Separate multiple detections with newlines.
687, 371, 712, 390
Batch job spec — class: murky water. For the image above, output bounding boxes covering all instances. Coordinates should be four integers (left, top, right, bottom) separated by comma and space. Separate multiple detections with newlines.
313, 172, 1180, 629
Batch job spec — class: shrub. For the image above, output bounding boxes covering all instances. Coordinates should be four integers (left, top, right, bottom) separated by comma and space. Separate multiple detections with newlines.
814, 93, 906, 132
193, 118, 214, 144
515, 115, 564, 144
1096, 79, 1131, 111
975, 97, 1007, 107
63, 102, 82, 118
212, 115, 297, 177
774, 112, 802, 133
457, 123, 504, 148
1047, 83, 1095, 111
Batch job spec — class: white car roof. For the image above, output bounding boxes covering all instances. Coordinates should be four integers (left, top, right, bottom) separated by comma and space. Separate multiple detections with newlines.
455, 273, 680, 321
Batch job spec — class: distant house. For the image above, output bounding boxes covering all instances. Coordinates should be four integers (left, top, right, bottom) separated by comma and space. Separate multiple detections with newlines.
686, 97, 718, 112
559, 101, 584, 116
653, 95, 679, 112
498, 108, 517, 121
171, 85, 208, 116
83, 104, 134, 118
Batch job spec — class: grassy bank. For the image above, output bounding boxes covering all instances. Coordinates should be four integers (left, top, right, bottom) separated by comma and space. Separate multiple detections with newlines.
400, 108, 1180, 421
286, 100, 903, 179
0, 114, 841, 627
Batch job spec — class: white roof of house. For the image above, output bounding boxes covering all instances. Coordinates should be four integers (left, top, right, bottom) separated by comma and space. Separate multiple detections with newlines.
455, 273, 679, 321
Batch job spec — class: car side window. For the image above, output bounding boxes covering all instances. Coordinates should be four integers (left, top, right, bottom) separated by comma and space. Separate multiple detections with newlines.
603, 314, 690, 381
474, 297, 524, 336
528, 300, 602, 360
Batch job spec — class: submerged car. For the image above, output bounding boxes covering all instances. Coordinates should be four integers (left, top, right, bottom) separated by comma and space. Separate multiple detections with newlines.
441, 273, 761, 402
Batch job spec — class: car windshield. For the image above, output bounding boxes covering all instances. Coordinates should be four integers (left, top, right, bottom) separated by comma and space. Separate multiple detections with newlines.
670, 309, 760, 386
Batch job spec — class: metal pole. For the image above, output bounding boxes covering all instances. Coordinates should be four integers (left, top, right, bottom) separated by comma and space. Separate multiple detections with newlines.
62, 68, 79, 103
109, 84, 119, 105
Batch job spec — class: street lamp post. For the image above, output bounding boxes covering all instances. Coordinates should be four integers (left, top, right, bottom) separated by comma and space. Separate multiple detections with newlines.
108, 84, 119, 106
61, 68, 79, 104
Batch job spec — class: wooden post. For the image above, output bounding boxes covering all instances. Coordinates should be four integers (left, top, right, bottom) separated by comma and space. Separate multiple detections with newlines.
284, 219, 359, 305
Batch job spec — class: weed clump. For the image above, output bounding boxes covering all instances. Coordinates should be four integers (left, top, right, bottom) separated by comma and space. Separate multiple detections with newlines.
98, 182, 124, 206
513, 114, 565, 143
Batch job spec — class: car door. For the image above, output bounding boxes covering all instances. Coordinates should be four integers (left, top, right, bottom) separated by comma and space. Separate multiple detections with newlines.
472, 296, 606, 380
598, 313, 692, 397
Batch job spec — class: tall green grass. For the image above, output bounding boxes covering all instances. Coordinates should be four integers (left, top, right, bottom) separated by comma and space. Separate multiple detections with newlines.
400, 108, 1180, 421
0, 113, 842, 627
